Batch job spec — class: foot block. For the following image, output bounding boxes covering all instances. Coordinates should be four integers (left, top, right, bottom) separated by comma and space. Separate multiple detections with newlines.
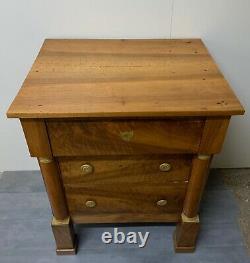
51, 217, 77, 255
174, 213, 200, 253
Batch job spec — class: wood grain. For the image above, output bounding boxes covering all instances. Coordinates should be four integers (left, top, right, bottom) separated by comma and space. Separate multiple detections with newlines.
174, 214, 200, 252
59, 155, 192, 185
51, 217, 77, 255
20, 119, 52, 157
38, 158, 69, 220
47, 119, 204, 156
199, 117, 230, 154
71, 212, 181, 224
7, 39, 244, 118
6, 38, 245, 254
65, 183, 186, 222
183, 155, 211, 218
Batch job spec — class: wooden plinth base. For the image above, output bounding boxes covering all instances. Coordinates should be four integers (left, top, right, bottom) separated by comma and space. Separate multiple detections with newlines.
173, 231, 195, 252
51, 216, 77, 255
56, 235, 78, 255
174, 213, 200, 253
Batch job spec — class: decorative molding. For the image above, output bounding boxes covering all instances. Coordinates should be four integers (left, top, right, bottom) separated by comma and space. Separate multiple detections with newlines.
38, 157, 53, 164
181, 213, 200, 223
52, 216, 70, 225
197, 154, 210, 161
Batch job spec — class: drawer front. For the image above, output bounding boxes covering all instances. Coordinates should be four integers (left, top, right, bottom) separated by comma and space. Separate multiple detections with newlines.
47, 119, 204, 156
65, 184, 187, 221
58, 155, 191, 223
59, 155, 192, 185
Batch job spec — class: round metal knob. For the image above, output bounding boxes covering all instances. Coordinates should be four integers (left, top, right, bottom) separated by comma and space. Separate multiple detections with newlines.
156, 199, 167, 206
159, 163, 171, 172
80, 163, 93, 175
85, 200, 96, 208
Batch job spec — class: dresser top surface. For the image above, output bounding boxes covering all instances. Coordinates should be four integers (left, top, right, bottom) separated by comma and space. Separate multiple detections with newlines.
7, 39, 244, 118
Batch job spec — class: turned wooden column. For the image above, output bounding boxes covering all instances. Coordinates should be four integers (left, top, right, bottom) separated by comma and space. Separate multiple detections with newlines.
174, 154, 211, 252
174, 117, 231, 252
38, 157, 77, 255
38, 158, 68, 220
183, 154, 211, 218
21, 119, 77, 255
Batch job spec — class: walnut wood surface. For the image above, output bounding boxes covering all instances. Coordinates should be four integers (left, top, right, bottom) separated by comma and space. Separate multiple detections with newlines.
51, 217, 77, 255
59, 155, 192, 185
7, 39, 244, 118
60, 155, 190, 223
38, 159, 69, 220
199, 117, 230, 154
64, 182, 186, 220
47, 119, 204, 156
183, 155, 211, 218
5, 38, 245, 255
71, 212, 181, 224
21, 119, 52, 157
174, 215, 200, 252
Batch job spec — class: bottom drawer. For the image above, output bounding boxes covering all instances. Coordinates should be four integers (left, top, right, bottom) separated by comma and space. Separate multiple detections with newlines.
65, 184, 187, 223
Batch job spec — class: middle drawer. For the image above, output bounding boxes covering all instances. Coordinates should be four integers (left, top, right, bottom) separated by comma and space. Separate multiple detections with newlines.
59, 155, 192, 185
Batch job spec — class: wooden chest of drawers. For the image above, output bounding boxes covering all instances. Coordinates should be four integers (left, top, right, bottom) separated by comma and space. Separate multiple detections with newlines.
7, 39, 244, 255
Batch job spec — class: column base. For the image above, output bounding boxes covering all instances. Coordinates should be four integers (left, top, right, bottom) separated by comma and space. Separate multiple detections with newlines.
173, 231, 195, 252
56, 235, 78, 255
51, 216, 78, 255
173, 213, 200, 253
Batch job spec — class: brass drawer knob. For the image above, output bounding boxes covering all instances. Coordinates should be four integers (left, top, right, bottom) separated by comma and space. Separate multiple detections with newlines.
85, 200, 96, 208
80, 163, 93, 175
159, 163, 171, 172
156, 199, 167, 206
120, 130, 134, 142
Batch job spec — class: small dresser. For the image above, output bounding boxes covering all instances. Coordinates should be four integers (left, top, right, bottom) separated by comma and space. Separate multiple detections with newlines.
7, 39, 244, 254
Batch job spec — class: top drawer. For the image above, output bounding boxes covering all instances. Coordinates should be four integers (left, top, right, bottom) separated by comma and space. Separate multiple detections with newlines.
47, 119, 204, 156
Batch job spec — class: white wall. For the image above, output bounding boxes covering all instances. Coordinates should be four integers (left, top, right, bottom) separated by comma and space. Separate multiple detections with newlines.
0, 0, 249, 171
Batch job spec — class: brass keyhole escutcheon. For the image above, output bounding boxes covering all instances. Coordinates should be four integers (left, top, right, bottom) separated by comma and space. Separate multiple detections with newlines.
85, 200, 96, 208
156, 199, 167, 206
159, 163, 171, 172
80, 163, 93, 175
120, 130, 134, 142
